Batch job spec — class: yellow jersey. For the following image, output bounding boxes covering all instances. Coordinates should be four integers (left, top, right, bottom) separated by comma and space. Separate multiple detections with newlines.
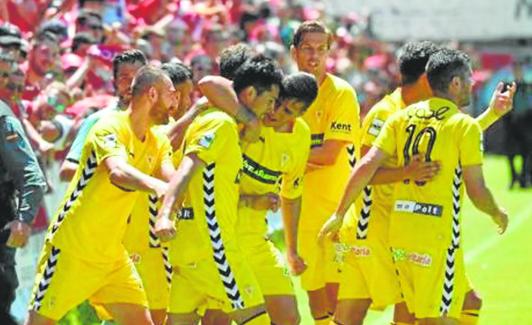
237, 119, 310, 240
48, 111, 173, 263
168, 108, 243, 265
343, 88, 405, 240
301, 73, 360, 229
374, 97, 483, 250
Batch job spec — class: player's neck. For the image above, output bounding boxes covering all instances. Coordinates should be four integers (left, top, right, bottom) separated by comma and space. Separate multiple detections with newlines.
274, 120, 294, 133
401, 84, 430, 105
128, 104, 150, 142
432, 91, 458, 106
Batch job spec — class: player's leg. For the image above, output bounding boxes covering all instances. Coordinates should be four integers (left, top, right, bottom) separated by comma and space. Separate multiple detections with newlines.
230, 304, 270, 325
24, 311, 56, 325
392, 302, 415, 324
333, 298, 371, 325
325, 282, 339, 315
103, 303, 153, 325
167, 312, 200, 325
264, 295, 300, 325
201, 309, 231, 325
460, 290, 482, 325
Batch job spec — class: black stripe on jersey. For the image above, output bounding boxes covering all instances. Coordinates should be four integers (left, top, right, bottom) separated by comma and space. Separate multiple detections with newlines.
242, 154, 282, 185
111, 182, 136, 192
51, 151, 98, 235
31, 246, 61, 311
311, 133, 324, 148
203, 163, 245, 310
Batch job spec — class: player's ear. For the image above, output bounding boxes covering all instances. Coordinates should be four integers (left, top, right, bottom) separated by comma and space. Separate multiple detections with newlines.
290, 45, 297, 61
448, 75, 462, 95
242, 86, 257, 103
148, 86, 158, 103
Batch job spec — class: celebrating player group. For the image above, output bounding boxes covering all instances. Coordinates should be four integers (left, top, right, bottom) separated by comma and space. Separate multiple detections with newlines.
24, 20, 515, 325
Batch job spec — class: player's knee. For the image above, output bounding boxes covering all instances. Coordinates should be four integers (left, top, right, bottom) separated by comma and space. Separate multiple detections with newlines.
463, 290, 482, 310
271, 308, 300, 325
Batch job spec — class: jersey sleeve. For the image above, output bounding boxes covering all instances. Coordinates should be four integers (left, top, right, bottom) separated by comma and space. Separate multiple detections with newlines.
361, 103, 392, 148
459, 118, 483, 166
373, 113, 399, 156
184, 119, 236, 164
280, 128, 310, 200
323, 87, 360, 143
66, 113, 101, 163
87, 120, 128, 165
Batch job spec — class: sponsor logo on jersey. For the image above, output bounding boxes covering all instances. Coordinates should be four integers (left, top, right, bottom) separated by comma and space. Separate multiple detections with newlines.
394, 200, 443, 217
103, 133, 118, 148
330, 121, 352, 133
310, 133, 324, 148
242, 155, 281, 184
368, 118, 385, 136
198, 133, 215, 149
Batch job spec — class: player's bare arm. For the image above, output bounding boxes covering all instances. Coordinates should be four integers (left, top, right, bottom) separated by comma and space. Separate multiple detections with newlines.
358, 145, 441, 185
281, 196, 307, 276
462, 164, 509, 234
198, 75, 260, 142
155, 153, 205, 241
104, 155, 168, 197
318, 146, 389, 241
167, 100, 206, 151
307, 139, 348, 168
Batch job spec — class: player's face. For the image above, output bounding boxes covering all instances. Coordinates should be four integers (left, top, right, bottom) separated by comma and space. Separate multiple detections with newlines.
151, 77, 178, 125
263, 98, 307, 128
458, 69, 474, 107
247, 85, 280, 118
175, 79, 194, 114
115, 62, 144, 107
30, 39, 59, 76
293, 32, 330, 80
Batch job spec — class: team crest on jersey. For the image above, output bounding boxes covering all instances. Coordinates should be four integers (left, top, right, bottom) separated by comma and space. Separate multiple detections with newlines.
103, 133, 118, 148
368, 118, 384, 136
198, 133, 215, 149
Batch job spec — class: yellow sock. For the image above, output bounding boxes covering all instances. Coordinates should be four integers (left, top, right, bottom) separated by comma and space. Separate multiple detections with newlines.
460, 309, 480, 325
241, 310, 271, 325
314, 315, 330, 325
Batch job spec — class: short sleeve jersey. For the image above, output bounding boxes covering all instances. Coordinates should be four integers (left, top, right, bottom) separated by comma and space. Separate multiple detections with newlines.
301, 73, 360, 227
373, 97, 483, 249
237, 118, 311, 239
168, 108, 243, 265
47, 111, 172, 263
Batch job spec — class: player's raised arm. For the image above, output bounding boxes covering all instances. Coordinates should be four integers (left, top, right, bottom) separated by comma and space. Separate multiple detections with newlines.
476, 81, 516, 130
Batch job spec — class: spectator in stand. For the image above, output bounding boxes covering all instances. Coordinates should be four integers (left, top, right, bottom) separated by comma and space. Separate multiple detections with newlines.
23, 32, 61, 101
71, 33, 97, 57
0, 23, 26, 64
75, 9, 105, 44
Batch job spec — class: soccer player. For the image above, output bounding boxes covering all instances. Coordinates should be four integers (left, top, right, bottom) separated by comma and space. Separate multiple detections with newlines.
333, 41, 516, 325
118, 61, 194, 325
59, 49, 148, 181
25, 66, 177, 325
290, 20, 360, 324
320, 48, 510, 325
199, 72, 318, 325
155, 55, 284, 325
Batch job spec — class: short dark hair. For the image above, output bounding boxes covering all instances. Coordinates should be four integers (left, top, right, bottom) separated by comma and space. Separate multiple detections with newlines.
398, 41, 440, 85
71, 32, 96, 52
292, 20, 332, 49
220, 43, 254, 80
38, 20, 68, 41
112, 49, 147, 81
232, 54, 284, 96
76, 9, 103, 25
131, 65, 169, 97
427, 48, 471, 94
34, 30, 59, 45
280, 72, 318, 110
160, 61, 193, 86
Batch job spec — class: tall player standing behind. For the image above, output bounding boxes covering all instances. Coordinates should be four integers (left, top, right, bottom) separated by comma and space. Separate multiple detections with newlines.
25, 66, 178, 325
320, 48, 509, 324
155, 55, 284, 325
290, 21, 360, 325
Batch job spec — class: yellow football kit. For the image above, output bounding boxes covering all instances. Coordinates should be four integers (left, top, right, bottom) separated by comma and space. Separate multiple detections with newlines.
374, 97, 484, 319
167, 108, 264, 314
299, 73, 360, 290
29, 111, 172, 320
237, 119, 310, 296
337, 88, 404, 309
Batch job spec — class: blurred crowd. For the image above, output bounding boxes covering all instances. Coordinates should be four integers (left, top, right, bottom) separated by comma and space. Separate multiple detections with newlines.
0, 0, 531, 228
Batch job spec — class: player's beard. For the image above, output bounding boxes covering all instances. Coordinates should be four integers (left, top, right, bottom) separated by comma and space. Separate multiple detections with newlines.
151, 97, 170, 125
